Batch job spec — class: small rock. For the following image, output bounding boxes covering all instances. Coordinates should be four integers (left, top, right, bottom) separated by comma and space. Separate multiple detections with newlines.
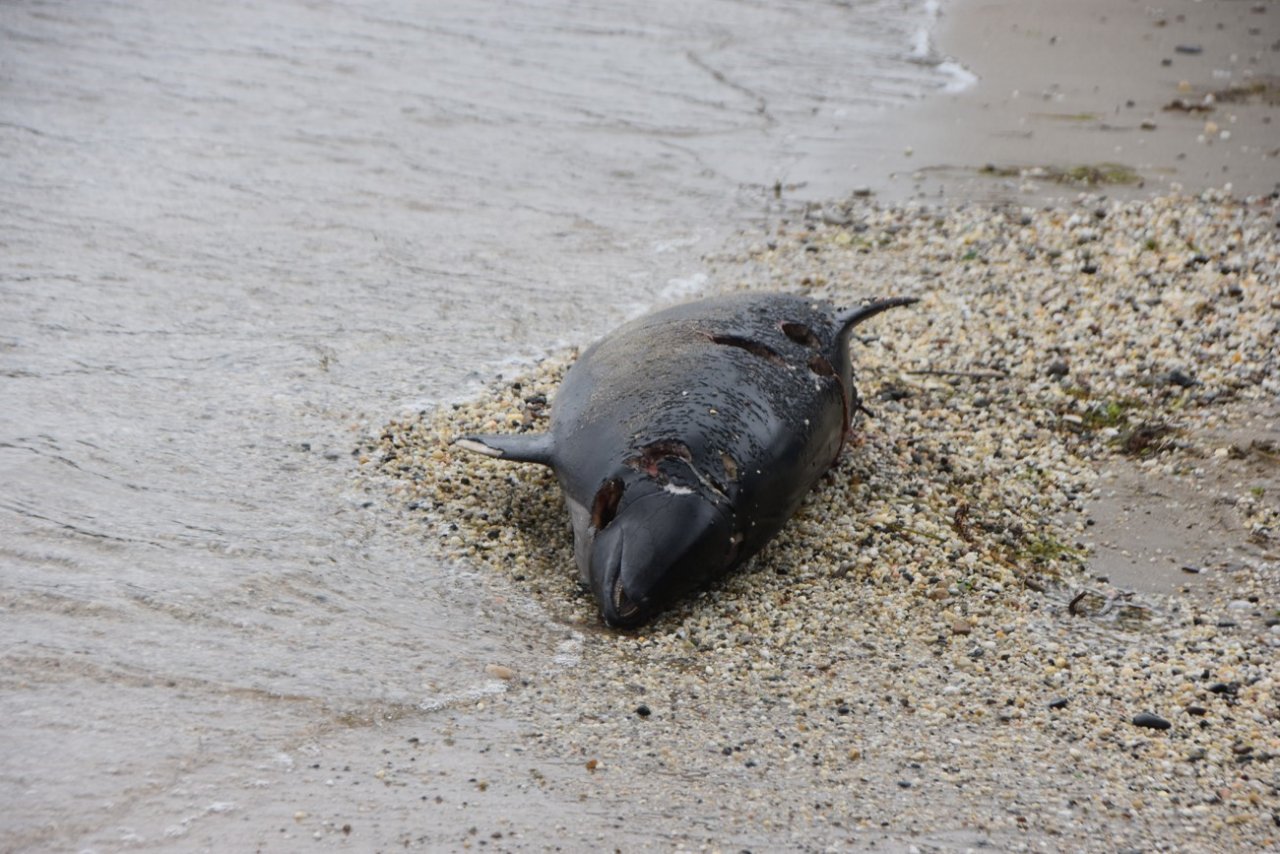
1133, 712, 1172, 730
484, 664, 516, 681
1174, 44, 1203, 54
635, 704, 651, 717
1046, 360, 1070, 378
1048, 697, 1069, 710
1165, 369, 1196, 388
951, 620, 972, 636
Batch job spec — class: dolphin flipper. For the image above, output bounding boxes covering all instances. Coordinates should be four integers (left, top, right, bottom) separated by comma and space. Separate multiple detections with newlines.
835, 297, 919, 334
455, 433, 555, 466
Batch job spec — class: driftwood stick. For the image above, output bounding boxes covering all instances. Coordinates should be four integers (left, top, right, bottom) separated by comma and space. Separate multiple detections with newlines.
907, 368, 1010, 380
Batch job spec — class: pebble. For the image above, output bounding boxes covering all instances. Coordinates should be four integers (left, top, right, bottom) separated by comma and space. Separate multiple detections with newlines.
484, 664, 516, 681
1133, 712, 1173, 730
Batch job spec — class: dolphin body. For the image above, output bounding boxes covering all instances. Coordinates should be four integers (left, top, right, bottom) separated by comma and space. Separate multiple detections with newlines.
456, 292, 916, 627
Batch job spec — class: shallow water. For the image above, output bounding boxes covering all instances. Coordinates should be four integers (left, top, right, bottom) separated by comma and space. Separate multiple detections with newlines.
1, 0, 961, 846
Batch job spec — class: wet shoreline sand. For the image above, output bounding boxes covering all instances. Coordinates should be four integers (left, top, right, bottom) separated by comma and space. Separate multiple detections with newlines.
826, 0, 1280, 205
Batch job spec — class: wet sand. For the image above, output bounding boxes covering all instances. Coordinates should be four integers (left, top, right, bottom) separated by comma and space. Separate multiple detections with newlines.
824, 0, 1280, 203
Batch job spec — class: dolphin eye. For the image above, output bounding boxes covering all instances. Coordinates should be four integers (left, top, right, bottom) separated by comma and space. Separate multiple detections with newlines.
590, 478, 625, 530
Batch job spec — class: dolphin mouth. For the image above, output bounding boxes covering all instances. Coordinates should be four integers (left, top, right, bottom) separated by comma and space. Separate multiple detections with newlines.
611, 576, 642, 623
591, 522, 644, 627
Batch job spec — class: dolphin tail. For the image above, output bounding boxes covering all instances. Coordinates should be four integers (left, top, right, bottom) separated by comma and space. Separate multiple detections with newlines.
454, 433, 555, 466
835, 296, 919, 334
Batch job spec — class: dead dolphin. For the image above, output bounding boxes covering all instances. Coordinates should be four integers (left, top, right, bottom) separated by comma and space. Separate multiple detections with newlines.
456, 291, 916, 627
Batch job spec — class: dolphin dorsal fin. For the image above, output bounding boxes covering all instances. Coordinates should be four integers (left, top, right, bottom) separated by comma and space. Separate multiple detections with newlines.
835, 296, 919, 334
455, 433, 555, 467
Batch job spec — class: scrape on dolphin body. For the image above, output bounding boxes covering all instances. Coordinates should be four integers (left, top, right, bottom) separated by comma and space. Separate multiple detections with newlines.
457, 291, 916, 627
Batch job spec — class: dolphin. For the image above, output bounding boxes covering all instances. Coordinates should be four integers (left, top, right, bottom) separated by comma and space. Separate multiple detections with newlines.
456, 291, 916, 627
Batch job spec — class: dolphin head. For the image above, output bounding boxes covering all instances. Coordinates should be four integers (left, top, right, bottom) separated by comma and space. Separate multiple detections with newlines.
576, 474, 736, 628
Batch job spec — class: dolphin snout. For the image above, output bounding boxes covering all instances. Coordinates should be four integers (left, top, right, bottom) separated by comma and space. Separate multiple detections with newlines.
589, 525, 646, 627
588, 491, 733, 627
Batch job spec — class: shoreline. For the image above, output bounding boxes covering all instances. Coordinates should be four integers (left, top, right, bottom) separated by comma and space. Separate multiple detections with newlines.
818, 0, 1280, 204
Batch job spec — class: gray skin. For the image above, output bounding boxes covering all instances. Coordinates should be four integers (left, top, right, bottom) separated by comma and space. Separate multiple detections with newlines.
457, 292, 916, 627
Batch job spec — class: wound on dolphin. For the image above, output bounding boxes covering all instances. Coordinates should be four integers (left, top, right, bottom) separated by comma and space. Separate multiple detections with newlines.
626, 439, 693, 477
782, 321, 823, 349
457, 291, 919, 627
590, 478, 624, 530
705, 332, 787, 366
807, 354, 836, 377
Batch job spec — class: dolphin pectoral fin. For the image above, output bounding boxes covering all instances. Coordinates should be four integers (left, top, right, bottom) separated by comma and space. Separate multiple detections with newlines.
835, 296, 919, 333
454, 433, 555, 466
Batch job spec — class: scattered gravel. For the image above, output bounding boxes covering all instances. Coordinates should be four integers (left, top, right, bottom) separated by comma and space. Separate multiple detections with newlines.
362, 191, 1278, 851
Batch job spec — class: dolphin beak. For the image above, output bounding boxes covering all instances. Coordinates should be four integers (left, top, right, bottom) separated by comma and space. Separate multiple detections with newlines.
586, 492, 735, 628
590, 525, 646, 627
